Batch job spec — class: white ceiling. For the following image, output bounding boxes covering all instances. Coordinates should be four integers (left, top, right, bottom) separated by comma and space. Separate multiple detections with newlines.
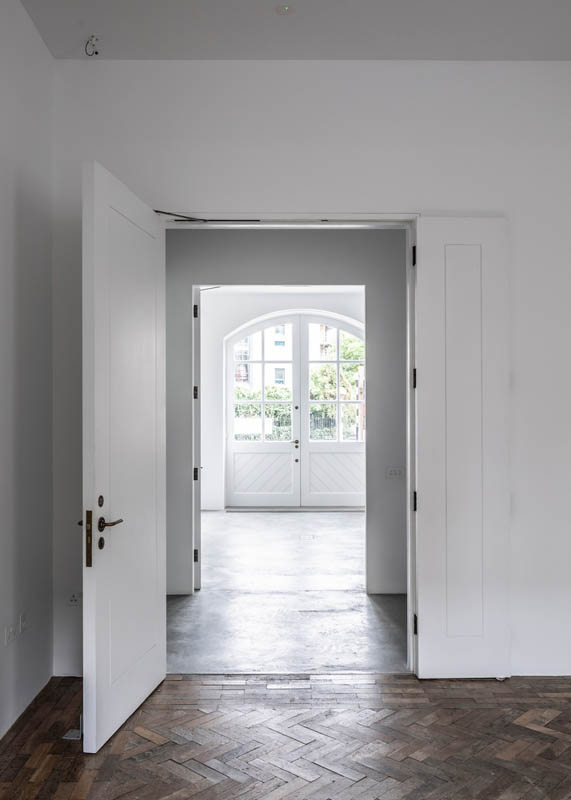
21, 0, 571, 60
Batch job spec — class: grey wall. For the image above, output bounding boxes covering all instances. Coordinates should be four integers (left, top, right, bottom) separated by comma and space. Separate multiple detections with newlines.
0, 0, 54, 737
167, 229, 407, 595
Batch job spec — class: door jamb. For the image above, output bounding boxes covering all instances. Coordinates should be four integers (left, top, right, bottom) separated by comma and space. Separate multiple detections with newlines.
180, 212, 418, 675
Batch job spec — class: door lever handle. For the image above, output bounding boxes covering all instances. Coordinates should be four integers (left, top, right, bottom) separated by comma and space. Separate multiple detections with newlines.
98, 516, 124, 533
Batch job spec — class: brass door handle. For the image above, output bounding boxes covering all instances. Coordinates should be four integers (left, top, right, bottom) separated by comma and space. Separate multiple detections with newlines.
293, 440, 299, 444
98, 516, 124, 533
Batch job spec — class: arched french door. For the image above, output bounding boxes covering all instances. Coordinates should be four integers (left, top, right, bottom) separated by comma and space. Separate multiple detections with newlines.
226, 313, 365, 507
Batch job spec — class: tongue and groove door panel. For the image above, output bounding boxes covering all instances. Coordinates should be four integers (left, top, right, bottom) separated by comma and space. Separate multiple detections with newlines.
415, 216, 509, 679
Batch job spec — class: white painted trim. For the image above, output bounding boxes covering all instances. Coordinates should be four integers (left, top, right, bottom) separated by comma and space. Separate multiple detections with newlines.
224, 308, 364, 345
165, 212, 418, 229
192, 286, 201, 591
405, 225, 417, 676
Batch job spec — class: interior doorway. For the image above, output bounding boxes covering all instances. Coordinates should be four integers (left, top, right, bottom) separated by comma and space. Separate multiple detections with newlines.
82, 163, 510, 754
167, 260, 410, 674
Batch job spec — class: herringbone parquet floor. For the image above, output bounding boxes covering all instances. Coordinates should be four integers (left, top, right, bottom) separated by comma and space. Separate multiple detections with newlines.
1, 674, 571, 799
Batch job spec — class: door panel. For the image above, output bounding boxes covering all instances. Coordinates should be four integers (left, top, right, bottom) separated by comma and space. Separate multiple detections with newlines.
226, 316, 301, 507
415, 216, 509, 678
300, 316, 366, 506
82, 162, 166, 753
232, 451, 296, 494
308, 449, 365, 495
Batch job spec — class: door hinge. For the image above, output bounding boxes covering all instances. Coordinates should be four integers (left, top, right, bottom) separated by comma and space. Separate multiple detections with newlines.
413, 368, 417, 389
193, 386, 199, 400
193, 467, 199, 481
413, 613, 418, 635
194, 548, 199, 563
413, 491, 417, 512
193, 304, 199, 318
412, 245, 417, 266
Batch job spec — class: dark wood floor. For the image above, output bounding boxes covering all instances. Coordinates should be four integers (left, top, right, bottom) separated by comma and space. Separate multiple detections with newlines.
1, 675, 571, 799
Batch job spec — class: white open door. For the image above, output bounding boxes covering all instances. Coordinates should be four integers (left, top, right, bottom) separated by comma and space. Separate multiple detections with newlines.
415, 217, 510, 678
82, 162, 166, 753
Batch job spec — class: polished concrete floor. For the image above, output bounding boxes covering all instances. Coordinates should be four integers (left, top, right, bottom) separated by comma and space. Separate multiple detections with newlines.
167, 511, 407, 674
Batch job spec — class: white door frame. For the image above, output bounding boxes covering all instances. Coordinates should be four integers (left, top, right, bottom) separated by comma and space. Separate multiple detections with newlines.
176, 214, 418, 673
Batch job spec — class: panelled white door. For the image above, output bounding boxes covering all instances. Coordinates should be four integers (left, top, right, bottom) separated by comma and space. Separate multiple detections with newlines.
82, 162, 166, 753
415, 216, 510, 679
300, 316, 366, 506
226, 316, 301, 506
226, 313, 365, 508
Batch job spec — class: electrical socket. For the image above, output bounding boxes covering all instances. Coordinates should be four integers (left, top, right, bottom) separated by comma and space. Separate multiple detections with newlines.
4, 624, 18, 646
386, 467, 405, 479
68, 592, 83, 607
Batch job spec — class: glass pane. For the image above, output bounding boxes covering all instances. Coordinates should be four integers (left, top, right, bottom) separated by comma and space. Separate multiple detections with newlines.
309, 363, 337, 401
264, 323, 292, 361
264, 404, 292, 441
339, 363, 366, 401
339, 329, 365, 361
341, 403, 366, 441
233, 403, 262, 440
310, 404, 337, 440
233, 331, 262, 361
308, 323, 337, 360
264, 363, 292, 401
233, 362, 262, 402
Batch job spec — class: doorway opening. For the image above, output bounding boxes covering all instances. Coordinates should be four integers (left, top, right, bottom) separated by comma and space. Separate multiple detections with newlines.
165, 224, 414, 675
169, 284, 406, 672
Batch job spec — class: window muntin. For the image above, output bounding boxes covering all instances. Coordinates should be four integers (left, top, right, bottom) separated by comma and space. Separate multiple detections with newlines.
309, 404, 337, 440
231, 319, 364, 444
264, 323, 292, 361
308, 323, 337, 360
233, 321, 294, 441
233, 403, 262, 441
308, 326, 365, 442
232, 362, 262, 401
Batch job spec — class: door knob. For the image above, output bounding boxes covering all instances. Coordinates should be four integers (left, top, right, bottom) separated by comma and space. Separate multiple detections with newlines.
293, 440, 299, 444
97, 516, 124, 533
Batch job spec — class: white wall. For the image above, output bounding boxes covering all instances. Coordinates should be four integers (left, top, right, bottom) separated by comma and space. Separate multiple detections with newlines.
51, 59, 571, 676
201, 287, 365, 510
0, 0, 54, 737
